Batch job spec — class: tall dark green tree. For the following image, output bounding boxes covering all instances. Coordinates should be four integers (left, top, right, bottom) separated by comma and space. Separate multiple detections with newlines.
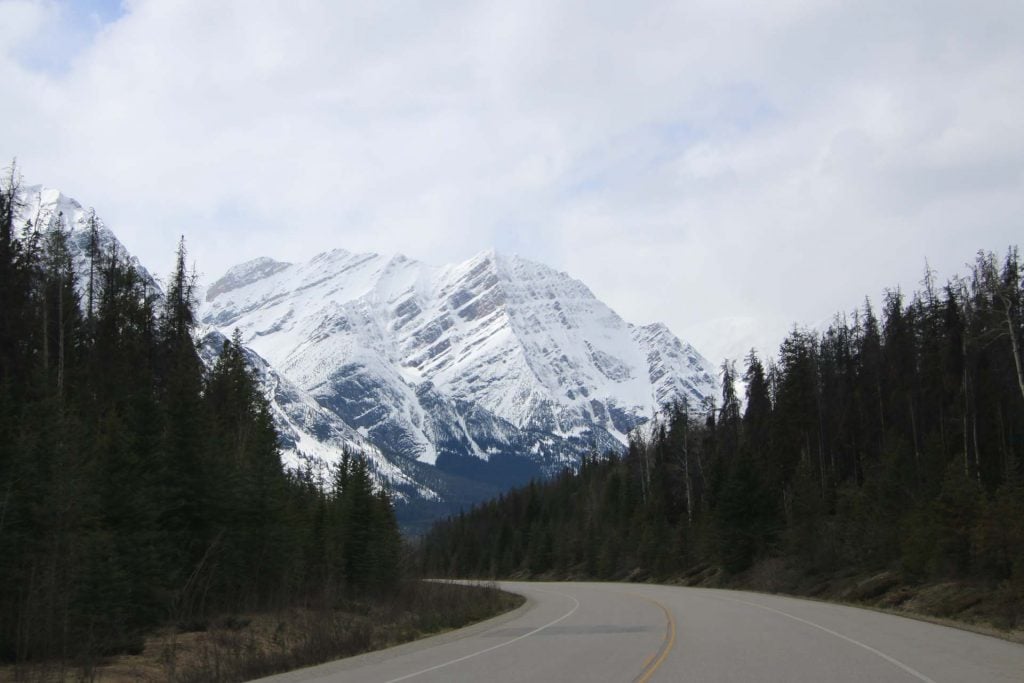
423, 245, 1024, 628
0, 178, 407, 664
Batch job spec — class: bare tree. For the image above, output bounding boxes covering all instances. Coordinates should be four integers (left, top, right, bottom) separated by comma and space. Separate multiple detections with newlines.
976, 248, 1024, 404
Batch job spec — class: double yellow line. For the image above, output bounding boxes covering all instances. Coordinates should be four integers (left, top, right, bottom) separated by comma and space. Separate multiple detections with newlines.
632, 594, 677, 683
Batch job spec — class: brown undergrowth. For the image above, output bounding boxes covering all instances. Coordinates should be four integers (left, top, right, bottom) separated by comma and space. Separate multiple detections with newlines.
676, 557, 1024, 644
0, 581, 523, 683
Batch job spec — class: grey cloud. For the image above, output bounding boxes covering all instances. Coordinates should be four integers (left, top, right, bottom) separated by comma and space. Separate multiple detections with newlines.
1, 0, 1021, 368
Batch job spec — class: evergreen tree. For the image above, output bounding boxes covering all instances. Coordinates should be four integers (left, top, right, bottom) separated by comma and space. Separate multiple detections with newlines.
422, 244, 1024, 629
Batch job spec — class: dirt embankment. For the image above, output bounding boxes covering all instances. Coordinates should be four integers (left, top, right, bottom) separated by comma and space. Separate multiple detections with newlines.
1, 581, 524, 683
677, 558, 1024, 644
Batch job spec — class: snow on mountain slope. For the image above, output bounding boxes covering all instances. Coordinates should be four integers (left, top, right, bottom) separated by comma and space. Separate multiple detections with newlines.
14, 184, 719, 523
202, 248, 718, 471
16, 185, 159, 292
13, 186, 435, 505
196, 327, 438, 502
632, 322, 718, 409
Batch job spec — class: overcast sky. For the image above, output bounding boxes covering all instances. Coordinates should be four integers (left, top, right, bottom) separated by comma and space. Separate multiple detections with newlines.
2, 0, 1022, 367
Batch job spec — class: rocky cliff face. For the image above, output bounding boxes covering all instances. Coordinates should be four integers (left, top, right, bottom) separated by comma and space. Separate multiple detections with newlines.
201, 247, 717, 502
18, 185, 718, 526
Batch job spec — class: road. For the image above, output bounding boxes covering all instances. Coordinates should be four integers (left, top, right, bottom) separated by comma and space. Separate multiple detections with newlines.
255, 581, 1024, 682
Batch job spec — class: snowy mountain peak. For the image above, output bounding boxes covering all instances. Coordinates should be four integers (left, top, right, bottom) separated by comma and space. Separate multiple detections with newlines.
9, 182, 721, 525
207, 257, 292, 302
469, 247, 498, 263
631, 322, 717, 409
20, 185, 92, 231
201, 246, 718, 468
15, 185, 158, 293
637, 321, 672, 337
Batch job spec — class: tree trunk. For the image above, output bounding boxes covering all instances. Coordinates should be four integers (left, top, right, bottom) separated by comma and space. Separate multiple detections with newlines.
997, 402, 1010, 484
973, 406, 982, 486
909, 394, 921, 485
939, 403, 947, 464
1001, 298, 1024, 405
877, 380, 885, 438
962, 336, 971, 479
41, 288, 48, 375
56, 276, 64, 394
816, 383, 828, 493
694, 447, 706, 511
682, 426, 692, 528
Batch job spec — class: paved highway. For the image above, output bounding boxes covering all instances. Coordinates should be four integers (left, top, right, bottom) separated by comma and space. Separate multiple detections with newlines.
255, 581, 1024, 682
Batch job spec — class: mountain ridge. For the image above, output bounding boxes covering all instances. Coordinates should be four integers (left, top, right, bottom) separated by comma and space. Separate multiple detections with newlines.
201, 244, 719, 529
17, 184, 718, 525
201, 246, 717, 460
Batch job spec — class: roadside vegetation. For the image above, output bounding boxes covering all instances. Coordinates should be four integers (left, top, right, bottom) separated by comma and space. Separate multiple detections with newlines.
422, 246, 1024, 635
5, 581, 520, 682
155, 581, 520, 683
0, 166, 520, 681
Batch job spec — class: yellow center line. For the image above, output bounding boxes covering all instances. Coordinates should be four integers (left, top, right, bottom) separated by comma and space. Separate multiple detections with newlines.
637, 647, 658, 673
629, 593, 677, 683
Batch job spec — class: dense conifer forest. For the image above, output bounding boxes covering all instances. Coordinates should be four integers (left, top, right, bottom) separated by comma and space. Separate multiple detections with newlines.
422, 246, 1024, 625
0, 169, 403, 665
5, 148, 1022, 670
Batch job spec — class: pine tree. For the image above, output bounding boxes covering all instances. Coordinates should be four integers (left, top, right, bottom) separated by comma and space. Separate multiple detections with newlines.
156, 237, 213, 610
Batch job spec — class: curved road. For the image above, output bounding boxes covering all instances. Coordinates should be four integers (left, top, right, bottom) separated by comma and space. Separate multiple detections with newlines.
256, 581, 1024, 682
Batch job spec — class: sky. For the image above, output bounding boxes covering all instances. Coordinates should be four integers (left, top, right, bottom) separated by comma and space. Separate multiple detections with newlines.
1, 0, 1022, 368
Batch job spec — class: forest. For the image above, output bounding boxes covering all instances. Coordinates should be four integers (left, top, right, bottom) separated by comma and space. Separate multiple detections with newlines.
5, 146, 1023, 671
0, 169, 405, 667
422, 246, 1024, 626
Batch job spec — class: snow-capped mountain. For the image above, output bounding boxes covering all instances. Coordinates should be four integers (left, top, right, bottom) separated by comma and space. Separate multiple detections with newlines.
14, 187, 438, 512
196, 326, 438, 504
17, 185, 159, 294
15, 185, 718, 527
201, 249, 718, 488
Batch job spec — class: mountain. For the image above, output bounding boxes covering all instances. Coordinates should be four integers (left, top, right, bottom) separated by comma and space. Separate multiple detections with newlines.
198, 327, 531, 532
195, 326, 439, 504
201, 248, 718, 519
16, 185, 718, 527
16, 185, 159, 294
12, 188, 430, 501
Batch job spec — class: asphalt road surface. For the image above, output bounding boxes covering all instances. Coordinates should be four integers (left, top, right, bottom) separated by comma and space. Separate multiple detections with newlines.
255, 581, 1024, 682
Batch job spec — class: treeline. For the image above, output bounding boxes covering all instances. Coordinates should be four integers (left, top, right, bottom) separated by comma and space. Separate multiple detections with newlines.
0, 169, 401, 664
422, 248, 1024, 603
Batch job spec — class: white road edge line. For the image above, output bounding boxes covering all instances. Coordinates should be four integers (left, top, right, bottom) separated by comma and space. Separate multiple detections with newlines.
383, 587, 581, 683
718, 596, 939, 683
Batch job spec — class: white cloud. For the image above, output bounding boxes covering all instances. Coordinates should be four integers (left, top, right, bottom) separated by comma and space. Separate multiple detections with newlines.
1, 0, 1022, 368
0, 0, 52, 53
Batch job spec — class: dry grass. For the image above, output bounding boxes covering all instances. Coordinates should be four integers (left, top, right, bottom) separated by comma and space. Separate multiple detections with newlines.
0, 581, 523, 683
689, 558, 1024, 644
